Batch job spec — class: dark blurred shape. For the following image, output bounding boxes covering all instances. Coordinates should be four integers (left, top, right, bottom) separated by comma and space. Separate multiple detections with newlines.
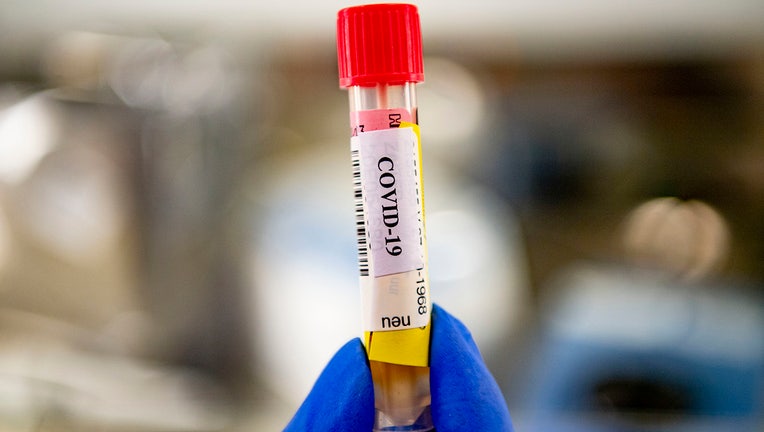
595, 377, 692, 416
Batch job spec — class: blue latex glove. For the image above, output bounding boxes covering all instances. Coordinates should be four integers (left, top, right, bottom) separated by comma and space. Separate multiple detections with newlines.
284, 304, 514, 431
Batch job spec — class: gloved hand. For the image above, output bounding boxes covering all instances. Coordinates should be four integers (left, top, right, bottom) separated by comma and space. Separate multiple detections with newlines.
284, 304, 514, 431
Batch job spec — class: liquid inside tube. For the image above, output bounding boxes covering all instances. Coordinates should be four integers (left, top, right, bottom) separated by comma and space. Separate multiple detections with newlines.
371, 361, 432, 431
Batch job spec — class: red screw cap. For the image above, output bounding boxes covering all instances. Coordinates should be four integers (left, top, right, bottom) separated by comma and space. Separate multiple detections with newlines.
337, 3, 424, 88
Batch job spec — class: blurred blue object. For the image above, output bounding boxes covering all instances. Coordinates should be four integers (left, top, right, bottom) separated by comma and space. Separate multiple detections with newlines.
521, 264, 764, 430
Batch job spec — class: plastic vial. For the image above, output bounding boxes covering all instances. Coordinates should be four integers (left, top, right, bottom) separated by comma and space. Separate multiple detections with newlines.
337, 4, 434, 431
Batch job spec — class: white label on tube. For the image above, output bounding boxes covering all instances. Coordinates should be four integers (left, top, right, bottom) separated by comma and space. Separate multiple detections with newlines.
352, 127, 429, 331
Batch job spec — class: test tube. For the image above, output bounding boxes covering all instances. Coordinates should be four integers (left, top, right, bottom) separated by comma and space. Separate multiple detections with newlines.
337, 4, 433, 431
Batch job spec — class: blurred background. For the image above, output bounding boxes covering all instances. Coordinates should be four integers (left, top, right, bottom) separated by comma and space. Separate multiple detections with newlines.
1, 1, 763, 431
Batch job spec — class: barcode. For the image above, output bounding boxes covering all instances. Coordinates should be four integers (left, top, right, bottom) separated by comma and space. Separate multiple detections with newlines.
351, 147, 369, 277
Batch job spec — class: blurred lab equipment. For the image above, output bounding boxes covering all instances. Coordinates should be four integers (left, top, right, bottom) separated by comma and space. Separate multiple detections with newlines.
523, 265, 764, 431
518, 199, 764, 431
0, 31, 255, 431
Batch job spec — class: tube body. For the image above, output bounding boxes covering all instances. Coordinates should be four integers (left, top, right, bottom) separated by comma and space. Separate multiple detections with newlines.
348, 82, 433, 432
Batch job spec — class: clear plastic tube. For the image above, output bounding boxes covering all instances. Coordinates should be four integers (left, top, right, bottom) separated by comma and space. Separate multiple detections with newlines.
347, 82, 433, 431
348, 83, 417, 116
338, 3, 431, 429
